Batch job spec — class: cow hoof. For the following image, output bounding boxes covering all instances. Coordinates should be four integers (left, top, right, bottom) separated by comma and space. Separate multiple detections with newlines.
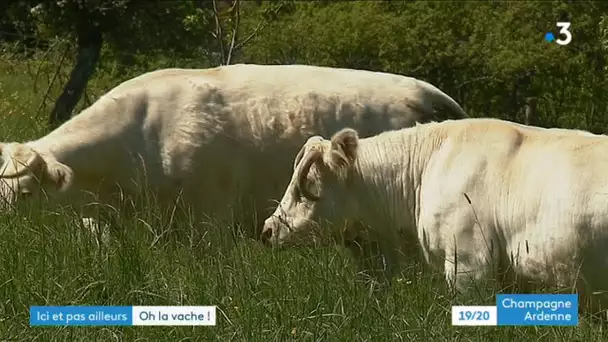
81, 217, 110, 246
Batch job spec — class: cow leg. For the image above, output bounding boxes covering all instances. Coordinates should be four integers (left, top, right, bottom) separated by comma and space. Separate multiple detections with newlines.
345, 236, 400, 286
80, 217, 110, 246
346, 237, 382, 280
442, 234, 502, 296
443, 251, 495, 296
418, 200, 502, 296
75, 189, 140, 245
508, 230, 608, 314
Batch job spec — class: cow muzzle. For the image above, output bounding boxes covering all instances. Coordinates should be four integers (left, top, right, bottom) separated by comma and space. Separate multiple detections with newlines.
260, 215, 285, 246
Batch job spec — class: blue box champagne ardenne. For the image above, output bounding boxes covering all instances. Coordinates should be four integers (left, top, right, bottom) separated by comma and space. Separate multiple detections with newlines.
451, 294, 578, 326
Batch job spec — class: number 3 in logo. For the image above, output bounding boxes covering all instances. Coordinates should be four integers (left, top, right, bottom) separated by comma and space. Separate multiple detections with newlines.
556, 22, 572, 45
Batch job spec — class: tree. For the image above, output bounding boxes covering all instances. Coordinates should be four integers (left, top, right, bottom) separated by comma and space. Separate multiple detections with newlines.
14, 1, 217, 127
3, 0, 288, 127
208, 0, 292, 66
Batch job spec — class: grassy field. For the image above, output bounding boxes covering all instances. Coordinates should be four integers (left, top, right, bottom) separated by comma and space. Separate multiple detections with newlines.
1, 58, 608, 341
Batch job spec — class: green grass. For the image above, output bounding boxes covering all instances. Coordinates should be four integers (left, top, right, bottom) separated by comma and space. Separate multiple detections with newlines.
1, 55, 608, 341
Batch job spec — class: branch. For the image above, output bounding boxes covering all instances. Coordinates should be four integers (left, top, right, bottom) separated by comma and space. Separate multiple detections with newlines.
212, 0, 226, 65
410, 57, 428, 75
233, 20, 266, 52
83, 86, 93, 107
455, 75, 504, 90
36, 43, 70, 120
233, 3, 284, 51
33, 39, 62, 94
225, 0, 240, 65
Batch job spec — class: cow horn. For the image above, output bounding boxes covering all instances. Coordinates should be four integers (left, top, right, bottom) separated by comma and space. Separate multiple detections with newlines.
294, 136, 324, 170
293, 146, 306, 171
296, 148, 322, 201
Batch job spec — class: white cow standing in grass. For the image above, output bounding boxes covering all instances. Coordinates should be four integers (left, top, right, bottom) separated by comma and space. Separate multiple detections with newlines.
261, 117, 608, 313
0, 64, 466, 238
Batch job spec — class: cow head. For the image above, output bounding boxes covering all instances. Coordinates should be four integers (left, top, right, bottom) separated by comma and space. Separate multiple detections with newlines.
261, 128, 360, 246
0, 143, 73, 209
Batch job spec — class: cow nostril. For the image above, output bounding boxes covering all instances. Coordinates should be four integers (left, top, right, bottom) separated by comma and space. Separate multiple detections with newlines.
260, 228, 272, 243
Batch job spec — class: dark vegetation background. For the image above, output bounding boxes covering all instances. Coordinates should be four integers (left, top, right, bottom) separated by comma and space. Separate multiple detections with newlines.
1, 1, 608, 340
2, 1, 607, 131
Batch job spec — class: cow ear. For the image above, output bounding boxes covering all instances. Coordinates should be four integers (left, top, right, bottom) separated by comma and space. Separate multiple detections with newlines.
0, 143, 44, 177
44, 162, 74, 191
326, 128, 359, 171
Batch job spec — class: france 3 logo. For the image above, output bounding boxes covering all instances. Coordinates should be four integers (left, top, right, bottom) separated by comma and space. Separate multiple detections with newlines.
545, 22, 572, 46
451, 294, 578, 327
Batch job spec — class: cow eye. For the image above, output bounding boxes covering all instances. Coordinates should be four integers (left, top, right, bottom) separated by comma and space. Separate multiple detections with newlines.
20, 191, 32, 198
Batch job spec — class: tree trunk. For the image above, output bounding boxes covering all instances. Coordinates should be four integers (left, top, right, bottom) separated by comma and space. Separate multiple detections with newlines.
48, 27, 102, 128
524, 97, 537, 126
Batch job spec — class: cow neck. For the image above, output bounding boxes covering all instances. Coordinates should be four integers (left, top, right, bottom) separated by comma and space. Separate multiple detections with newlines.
349, 124, 444, 235
26, 105, 129, 187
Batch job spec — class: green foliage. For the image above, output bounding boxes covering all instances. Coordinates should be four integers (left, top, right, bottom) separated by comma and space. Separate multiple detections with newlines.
2, 1, 221, 73
4, 1, 602, 132
239, 1, 608, 132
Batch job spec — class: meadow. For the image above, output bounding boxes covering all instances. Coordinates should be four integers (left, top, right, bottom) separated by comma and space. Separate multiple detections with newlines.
1, 60, 607, 341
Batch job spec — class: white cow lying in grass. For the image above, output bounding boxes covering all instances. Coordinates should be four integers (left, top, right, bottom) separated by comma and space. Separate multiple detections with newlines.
0, 64, 466, 238
262, 118, 608, 312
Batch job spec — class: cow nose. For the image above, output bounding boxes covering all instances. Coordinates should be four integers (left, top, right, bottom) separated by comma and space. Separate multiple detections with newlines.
260, 227, 273, 244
